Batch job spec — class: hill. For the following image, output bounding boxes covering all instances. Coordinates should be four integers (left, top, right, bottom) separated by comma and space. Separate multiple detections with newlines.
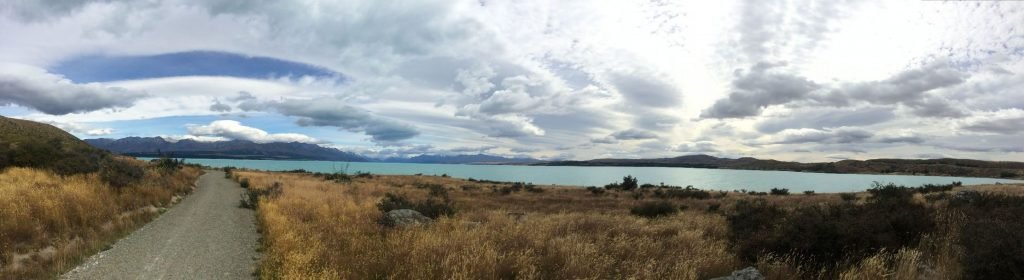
536, 154, 1024, 179
85, 137, 368, 162
383, 154, 542, 164
0, 116, 108, 174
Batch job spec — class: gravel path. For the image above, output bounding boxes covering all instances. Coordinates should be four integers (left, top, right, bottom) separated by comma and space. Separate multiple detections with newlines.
62, 171, 259, 280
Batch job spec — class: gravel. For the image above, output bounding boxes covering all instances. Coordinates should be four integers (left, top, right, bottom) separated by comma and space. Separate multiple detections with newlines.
62, 171, 260, 280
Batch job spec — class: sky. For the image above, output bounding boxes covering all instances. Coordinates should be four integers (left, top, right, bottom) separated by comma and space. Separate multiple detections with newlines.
1, 0, 1022, 162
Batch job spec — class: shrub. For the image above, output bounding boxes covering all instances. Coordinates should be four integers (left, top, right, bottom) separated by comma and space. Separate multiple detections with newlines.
223, 167, 234, 178
607, 175, 639, 191
803, 190, 815, 195
769, 188, 790, 196
354, 171, 373, 178
630, 201, 677, 218
706, 203, 721, 212
586, 186, 606, 195
999, 171, 1017, 178
240, 181, 283, 209
653, 186, 711, 199
424, 184, 449, 198
152, 156, 183, 174
727, 197, 936, 269
839, 193, 857, 202
631, 192, 643, 200
950, 193, 1024, 279
377, 193, 456, 219
239, 178, 250, 189
99, 158, 145, 188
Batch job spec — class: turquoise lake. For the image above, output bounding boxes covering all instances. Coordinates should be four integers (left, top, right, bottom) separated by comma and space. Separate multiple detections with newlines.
154, 158, 1023, 193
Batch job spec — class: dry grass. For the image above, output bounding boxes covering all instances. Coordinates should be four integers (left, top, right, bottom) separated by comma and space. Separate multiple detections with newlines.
0, 161, 200, 279
238, 171, 1023, 280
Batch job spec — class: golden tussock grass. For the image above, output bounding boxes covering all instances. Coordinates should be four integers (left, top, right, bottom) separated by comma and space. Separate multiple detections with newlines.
0, 161, 200, 279
239, 171, 1022, 280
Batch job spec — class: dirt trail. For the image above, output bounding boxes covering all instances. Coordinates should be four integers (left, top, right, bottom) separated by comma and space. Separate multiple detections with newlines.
62, 171, 259, 280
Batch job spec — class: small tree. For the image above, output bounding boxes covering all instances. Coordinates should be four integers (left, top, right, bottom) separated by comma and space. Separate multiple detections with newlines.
621, 175, 639, 191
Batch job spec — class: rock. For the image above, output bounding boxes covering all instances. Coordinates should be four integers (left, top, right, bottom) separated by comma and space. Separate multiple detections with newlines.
381, 209, 433, 227
709, 267, 764, 280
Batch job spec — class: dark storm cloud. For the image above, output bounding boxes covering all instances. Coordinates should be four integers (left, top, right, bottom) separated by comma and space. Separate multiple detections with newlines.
772, 128, 874, 144
0, 65, 148, 115
960, 114, 1024, 134
702, 62, 820, 118
610, 129, 658, 140
755, 107, 896, 133
832, 61, 967, 107
239, 98, 419, 142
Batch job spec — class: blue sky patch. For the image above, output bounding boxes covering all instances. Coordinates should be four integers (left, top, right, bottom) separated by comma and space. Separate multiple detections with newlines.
51, 51, 343, 83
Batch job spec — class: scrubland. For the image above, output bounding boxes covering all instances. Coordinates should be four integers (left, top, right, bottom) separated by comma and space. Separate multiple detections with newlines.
0, 158, 200, 279
235, 170, 1023, 280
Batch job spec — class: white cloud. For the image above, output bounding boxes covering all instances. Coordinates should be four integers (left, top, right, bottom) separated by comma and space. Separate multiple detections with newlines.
186, 120, 323, 144
0, 63, 148, 115
1, 0, 1022, 161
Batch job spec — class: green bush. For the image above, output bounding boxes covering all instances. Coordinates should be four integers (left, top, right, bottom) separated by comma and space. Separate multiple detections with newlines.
630, 201, 677, 218
239, 178, 250, 189
839, 193, 857, 201
99, 158, 145, 188
377, 193, 456, 219
240, 181, 283, 209
769, 188, 790, 195
152, 156, 183, 174
803, 190, 815, 195
950, 193, 1024, 279
652, 186, 711, 199
727, 197, 935, 269
606, 175, 639, 191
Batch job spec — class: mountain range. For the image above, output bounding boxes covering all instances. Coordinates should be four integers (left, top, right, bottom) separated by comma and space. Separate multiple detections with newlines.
84, 137, 538, 164
81, 136, 1023, 179
85, 137, 368, 162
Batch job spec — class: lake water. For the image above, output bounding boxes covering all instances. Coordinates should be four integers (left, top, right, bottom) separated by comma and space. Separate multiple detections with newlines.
159, 158, 1021, 193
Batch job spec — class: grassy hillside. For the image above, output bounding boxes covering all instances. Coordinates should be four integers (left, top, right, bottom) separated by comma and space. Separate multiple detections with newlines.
0, 116, 202, 279
235, 170, 1023, 279
0, 116, 108, 175
539, 155, 1024, 179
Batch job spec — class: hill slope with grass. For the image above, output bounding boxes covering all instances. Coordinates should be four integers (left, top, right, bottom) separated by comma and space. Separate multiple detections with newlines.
0, 116, 108, 175
537, 154, 1024, 179
0, 116, 204, 278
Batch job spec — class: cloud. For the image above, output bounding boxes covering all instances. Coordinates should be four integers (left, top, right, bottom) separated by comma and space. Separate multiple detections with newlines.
187, 120, 323, 144
702, 62, 821, 118
755, 107, 896, 133
241, 98, 420, 142
0, 63, 148, 115
823, 61, 969, 118
610, 129, 658, 140
960, 109, 1024, 134
209, 99, 231, 112
32, 119, 115, 136
606, 70, 682, 108
769, 127, 874, 144
674, 141, 718, 154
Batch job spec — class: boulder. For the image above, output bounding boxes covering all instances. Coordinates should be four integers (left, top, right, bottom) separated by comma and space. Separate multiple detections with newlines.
709, 267, 764, 280
381, 209, 433, 227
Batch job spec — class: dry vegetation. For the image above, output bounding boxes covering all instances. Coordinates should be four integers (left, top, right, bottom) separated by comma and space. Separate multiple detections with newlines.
235, 170, 1024, 280
0, 158, 201, 279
